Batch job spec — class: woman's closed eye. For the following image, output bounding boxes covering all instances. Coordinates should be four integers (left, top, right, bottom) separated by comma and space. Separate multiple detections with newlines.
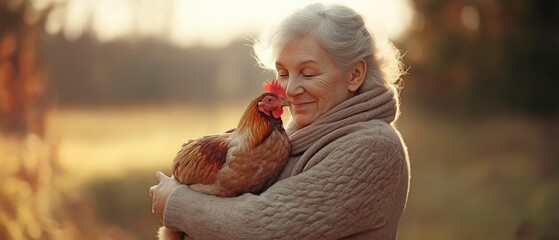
276, 69, 289, 79
277, 68, 317, 79
302, 73, 315, 78
301, 67, 318, 78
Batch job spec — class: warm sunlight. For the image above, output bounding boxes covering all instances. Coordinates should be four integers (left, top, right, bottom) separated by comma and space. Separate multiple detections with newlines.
3, 1, 558, 238
42, 0, 414, 47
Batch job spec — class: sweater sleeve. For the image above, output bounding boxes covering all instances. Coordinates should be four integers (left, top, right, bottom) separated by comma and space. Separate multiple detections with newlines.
163, 131, 406, 240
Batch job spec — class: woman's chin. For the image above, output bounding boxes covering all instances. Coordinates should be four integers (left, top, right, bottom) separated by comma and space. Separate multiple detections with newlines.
291, 116, 312, 128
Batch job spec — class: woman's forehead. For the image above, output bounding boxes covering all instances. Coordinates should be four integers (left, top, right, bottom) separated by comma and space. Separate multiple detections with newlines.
275, 35, 330, 66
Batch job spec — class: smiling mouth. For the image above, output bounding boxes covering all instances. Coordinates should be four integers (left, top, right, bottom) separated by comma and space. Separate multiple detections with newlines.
291, 102, 313, 108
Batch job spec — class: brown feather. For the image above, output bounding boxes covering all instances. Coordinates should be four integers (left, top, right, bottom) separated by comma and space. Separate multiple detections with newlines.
172, 133, 230, 185
235, 93, 275, 147
171, 93, 289, 195
159, 92, 290, 239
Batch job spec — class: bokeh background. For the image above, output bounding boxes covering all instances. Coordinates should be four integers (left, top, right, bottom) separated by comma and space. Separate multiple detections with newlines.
1, 0, 558, 239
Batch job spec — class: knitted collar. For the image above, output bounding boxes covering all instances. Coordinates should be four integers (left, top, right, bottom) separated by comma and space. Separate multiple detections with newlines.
285, 87, 398, 155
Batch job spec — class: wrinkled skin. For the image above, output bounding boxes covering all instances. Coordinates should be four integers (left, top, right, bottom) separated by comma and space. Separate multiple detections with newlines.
275, 35, 365, 128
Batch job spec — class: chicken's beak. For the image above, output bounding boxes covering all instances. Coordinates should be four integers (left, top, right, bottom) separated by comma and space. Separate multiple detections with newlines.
280, 99, 290, 107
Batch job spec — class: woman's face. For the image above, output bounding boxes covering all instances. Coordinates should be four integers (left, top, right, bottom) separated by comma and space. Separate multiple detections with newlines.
275, 35, 354, 128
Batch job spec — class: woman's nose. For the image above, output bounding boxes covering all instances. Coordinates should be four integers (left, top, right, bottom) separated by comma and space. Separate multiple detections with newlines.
286, 77, 304, 97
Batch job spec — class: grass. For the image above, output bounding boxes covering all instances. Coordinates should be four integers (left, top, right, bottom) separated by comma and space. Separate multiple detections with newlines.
2, 102, 557, 239
396, 107, 559, 240
44, 102, 258, 239
45, 103, 251, 181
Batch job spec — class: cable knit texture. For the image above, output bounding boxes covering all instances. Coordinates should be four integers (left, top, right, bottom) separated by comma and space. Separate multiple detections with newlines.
163, 87, 410, 240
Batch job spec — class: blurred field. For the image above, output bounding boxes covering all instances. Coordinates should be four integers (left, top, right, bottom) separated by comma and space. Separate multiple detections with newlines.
46, 103, 252, 181
42, 103, 260, 239
397, 106, 559, 240
25, 103, 554, 239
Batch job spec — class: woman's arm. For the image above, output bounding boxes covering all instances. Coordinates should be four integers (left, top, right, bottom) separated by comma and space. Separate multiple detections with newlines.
162, 133, 407, 240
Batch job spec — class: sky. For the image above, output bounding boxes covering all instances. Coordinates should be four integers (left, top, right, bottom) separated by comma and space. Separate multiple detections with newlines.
38, 0, 414, 48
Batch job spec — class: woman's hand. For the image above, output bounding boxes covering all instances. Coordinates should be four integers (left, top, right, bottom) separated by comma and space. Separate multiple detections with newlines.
149, 171, 181, 224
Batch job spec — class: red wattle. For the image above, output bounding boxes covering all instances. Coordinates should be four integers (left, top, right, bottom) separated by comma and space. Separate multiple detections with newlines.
272, 109, 283, 119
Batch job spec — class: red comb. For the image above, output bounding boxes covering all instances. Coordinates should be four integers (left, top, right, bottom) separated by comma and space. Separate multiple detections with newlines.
263, 80, 286, 98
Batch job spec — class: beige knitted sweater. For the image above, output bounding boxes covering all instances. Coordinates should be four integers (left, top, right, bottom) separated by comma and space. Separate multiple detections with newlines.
163, 87, 410, 240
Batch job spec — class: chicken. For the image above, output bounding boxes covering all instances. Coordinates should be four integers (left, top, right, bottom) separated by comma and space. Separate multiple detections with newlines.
157, 80, 291, 240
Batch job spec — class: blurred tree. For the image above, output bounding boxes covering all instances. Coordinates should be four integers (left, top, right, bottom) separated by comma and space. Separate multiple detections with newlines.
0, 1, 137, 239
42, 35, 268, 106
405, 0, 559, 172
405, 0, 559, 238
405, 0, 559, 116
0, 0, 48, 136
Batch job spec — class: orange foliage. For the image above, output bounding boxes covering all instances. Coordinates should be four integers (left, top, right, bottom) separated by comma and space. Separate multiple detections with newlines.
0, 2, 136, 239
0, 135, 136, 239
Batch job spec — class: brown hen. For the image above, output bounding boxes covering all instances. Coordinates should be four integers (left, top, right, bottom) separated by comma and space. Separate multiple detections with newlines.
157, 80, 291, 240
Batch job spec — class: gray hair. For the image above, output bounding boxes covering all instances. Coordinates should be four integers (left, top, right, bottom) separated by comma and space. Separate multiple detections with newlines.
253, 3, 404, 95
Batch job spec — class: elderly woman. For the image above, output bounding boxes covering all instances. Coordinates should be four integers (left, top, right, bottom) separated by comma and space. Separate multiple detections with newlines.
150, 3, 409, 239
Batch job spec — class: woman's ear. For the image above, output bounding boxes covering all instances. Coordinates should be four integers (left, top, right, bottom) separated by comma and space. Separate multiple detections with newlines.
348, 59, 367, 92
